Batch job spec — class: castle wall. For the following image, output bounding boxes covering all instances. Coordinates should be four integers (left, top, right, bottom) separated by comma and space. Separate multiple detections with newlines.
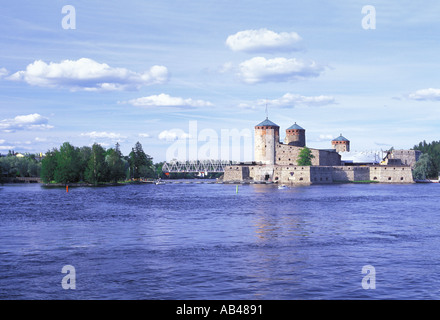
275, 143, 341, 166
223, 164, 414, 184
274, 165, 312, 184
249, 165, 275, 181
369, 166, 414, 183
332, 166, 370, 182
310, 166, 334, 184
390, 150, 421, 168
223, 165, 250, 182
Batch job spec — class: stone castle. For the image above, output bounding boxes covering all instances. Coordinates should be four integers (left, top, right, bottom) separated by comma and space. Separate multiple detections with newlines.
223, 118, 416, 184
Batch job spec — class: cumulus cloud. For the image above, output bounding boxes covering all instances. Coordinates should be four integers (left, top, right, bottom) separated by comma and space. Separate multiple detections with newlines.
80, 131, 126, 140
124, 93, 213, 108
238, 57, 325, 84
7, 58, 168, 91
0, 113, 53, 132
158, 130, 191, 141
408, 88, 440, 101
226, 28, 302, 53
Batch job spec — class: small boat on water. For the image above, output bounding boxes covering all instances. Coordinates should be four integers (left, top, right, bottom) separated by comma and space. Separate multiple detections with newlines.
278, 185, 288, 190
155, 179, 166, 185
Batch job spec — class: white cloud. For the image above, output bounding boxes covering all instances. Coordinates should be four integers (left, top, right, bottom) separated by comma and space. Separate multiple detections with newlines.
80, 131, 125, 140
0, 113, 53, 132
238, 57, 325, 84
319, 134, 335, 141
138, 133, 151, 138
7, 58, 168, 91
265, 93, 336, 107
124, 93, 213, 108
158, 130, 191, 141
0, 146, 15, 151
226, 28, 302, 53
218, 62, 234, 74
35, 137, 47, 142
240, 93, 335, 109
408, 88, 440, 101
0, 67, 8, 78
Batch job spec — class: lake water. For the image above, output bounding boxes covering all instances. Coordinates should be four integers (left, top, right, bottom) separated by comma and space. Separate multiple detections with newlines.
0, 182, 439, 300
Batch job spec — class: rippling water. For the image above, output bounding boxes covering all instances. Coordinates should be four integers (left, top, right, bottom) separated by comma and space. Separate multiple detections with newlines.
0, 182, 439, 299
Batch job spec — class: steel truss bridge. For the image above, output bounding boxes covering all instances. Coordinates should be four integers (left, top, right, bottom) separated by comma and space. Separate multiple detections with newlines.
162, 160, 240, 173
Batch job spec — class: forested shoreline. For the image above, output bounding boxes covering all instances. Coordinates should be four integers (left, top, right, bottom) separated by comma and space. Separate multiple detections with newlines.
413, 140, 440, 179
2, 139, 438, 184
0, 141, 221, 185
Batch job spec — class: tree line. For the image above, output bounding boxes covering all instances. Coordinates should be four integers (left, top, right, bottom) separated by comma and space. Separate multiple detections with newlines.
0, 153, 41, 180
40, 141, 156, 185
413, 140, 440, 179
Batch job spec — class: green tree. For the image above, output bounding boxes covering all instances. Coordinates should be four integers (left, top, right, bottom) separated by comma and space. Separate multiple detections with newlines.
85, 143, 108, 185
78, 146, 92, 182
297, 147, 315, 166
413, 140, 440, 178
412, 154, 434, 180
54, 142, 81, 184
40, 149, 59, 183
105, 143, 126, 183
129, 141, 154, 179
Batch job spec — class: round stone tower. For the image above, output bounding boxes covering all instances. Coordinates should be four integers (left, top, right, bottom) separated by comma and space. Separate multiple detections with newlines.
254, 118, 279, 165
284, 122, 305, 147
332, 134, 350, 152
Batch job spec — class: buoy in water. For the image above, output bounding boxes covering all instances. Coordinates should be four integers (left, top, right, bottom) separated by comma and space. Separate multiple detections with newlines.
66, 185, 69, 193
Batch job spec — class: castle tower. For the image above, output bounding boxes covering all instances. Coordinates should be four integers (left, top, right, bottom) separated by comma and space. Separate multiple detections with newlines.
284, 122, 305, 147
332, 134, 350, 152
254, 118, 279, 165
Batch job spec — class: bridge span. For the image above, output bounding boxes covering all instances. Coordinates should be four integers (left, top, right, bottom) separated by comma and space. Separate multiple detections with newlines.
162, 160, 252, 173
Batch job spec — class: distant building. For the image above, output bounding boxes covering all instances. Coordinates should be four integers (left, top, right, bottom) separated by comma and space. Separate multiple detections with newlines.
332, 134, 350, 152
383, 149, 421, 168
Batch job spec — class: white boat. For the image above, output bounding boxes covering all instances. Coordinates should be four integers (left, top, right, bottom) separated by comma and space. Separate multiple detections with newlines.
278, 185, 288, 189
155, 179, 166, 185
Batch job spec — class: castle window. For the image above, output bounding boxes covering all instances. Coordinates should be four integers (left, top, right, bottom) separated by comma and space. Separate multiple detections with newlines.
401, 177, 404, 181
373, 177, 377, 180
299, 177, 303, 181
388, 177, 392, 180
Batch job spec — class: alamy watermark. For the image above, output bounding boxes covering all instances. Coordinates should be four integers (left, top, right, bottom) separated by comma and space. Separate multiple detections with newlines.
362, 265, 376, 289
163, 121, 253, 162
362, 5, 376, 30
61, 265, 76, 290
61, 5, 76, 30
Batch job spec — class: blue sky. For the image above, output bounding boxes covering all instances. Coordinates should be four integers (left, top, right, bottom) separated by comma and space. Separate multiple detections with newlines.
1, 1, 440, 161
